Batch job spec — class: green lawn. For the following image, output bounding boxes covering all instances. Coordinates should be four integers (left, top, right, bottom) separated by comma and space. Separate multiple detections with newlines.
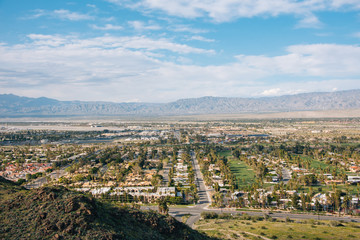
228, 158, 256, 189
310, 159, 331, 170
296, 155, 332, 172
217, 150, 256, 189
195, 218, 360, 240
218, 150, 232, 158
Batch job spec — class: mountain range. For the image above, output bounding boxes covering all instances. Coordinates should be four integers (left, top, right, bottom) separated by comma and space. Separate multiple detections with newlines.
1, 90, 360, 117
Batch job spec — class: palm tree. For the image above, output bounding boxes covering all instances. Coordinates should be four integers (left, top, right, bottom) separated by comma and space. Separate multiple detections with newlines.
342, 192, 351, 215
158, 197, 169, 215
213, 192, 223, 207
300, 192, 306, 211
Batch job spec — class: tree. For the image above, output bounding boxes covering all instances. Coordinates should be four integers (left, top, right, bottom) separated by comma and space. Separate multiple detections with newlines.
342, 192, 351, 215
291, 193, 299, 209
25, 173, 32, 181
233, 149, 241, 158
89, 167, 99, 174
214, 182, 220, 192
151, 174, 163, 187
213, 192, 223, 207
256, 162, 268, 179
315, 199, 322, 212
158, 197, 169, 215
16, 178, 26, 185
300, 192, 306, 211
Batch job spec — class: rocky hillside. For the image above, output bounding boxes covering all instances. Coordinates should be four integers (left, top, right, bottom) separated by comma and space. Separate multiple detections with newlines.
1, 89, 360, 116
0, 177, 215, 240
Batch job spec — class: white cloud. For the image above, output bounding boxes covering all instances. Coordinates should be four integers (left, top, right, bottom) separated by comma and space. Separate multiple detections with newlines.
296, 14, 323, 28
1, 34, 360, 102
128, 21, 161, 31
330, 0, 360, 9
171, 25, 208, 33
23, 34, 213, 54
27, 34, 70, 47
90, 24, 123, 30
53, 9, 93, 21
256, 79, 360, 97
87, 4, 97, 8
108, 0, 360, 27
189, 35, 215, 42
29, 9, 93, 21
261, 88, 281, 96
235, 44, 360, 77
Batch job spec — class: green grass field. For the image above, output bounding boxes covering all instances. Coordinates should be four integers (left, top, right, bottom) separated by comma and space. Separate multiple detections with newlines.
218, 150, 232, 158
310, 159, 331, 171
228, 158, 256, 189
295, 155, 332, 172
217, 150, 256, 189
195, 218, 360, 240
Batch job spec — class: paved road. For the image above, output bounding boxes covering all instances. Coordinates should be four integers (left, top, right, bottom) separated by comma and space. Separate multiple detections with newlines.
281, 167, 291, 184
191, 151, 211, 206
181, 151, 212, 226
161, 160, 171, 187
144, 205, 360, 227
160, 151, 212, 226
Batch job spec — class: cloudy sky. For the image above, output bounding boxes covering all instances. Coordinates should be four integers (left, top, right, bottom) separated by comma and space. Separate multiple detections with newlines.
1, 0, 360, 102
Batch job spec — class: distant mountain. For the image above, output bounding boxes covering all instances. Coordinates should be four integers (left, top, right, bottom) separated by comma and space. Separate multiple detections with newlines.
1, 90, 360, 117
0, 177, 214, 240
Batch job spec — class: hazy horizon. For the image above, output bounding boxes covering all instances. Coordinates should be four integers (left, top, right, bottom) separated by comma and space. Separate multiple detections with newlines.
1, 88, 360, 104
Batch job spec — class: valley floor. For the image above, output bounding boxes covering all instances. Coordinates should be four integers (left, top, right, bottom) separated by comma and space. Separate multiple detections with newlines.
195, 217, 360, 240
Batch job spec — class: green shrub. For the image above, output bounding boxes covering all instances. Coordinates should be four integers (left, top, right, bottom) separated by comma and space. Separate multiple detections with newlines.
201, 212, 218, 219
252, 216, 264, 221
240, 214, 251, 220
218, 213, 232, 219
231, 233, 239, 238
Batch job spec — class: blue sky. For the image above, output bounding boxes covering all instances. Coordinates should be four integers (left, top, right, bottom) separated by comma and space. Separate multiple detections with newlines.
1, 0, 360, 102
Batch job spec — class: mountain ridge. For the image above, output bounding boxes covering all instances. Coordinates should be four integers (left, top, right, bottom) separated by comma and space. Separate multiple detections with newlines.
1, 90, 360, 116
0, 176, 214, 240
